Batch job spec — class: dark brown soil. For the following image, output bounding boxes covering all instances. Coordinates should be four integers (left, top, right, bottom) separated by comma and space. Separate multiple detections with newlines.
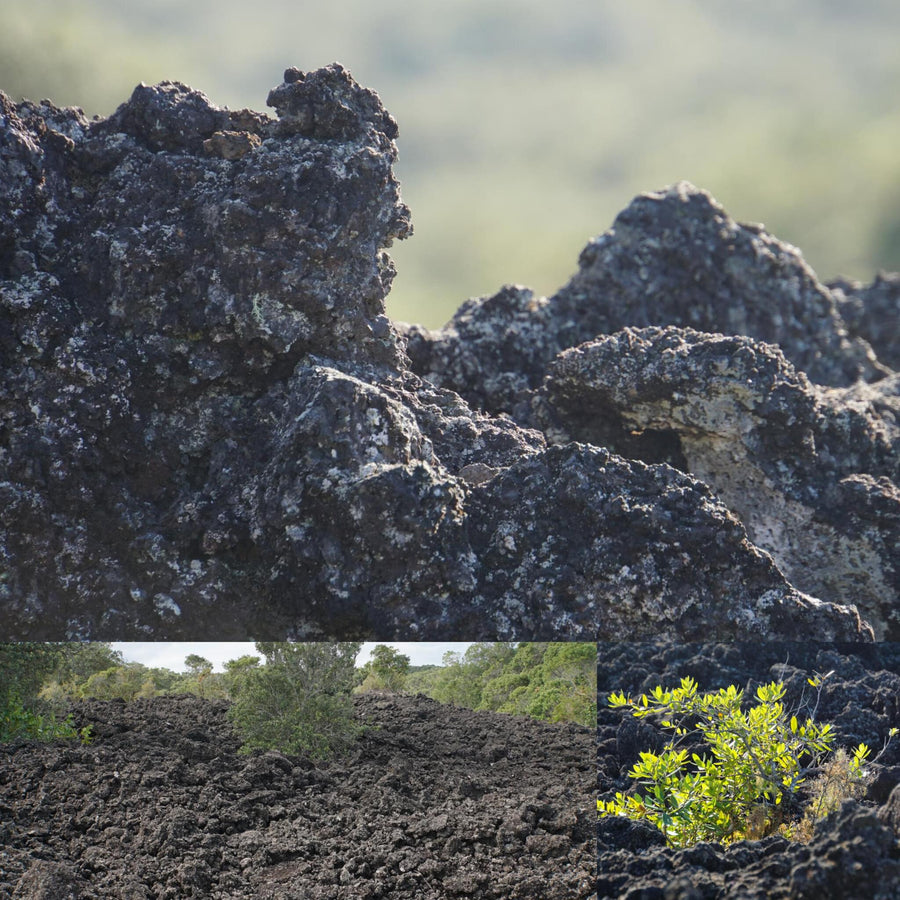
0, 692, 593, 899
596, 642, 900, 899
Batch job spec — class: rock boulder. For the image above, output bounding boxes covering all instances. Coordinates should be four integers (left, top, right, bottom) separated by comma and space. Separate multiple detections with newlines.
0, 68, 889, 640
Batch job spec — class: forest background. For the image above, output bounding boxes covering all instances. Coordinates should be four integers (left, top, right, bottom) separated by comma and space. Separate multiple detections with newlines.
3, 1, 898, 328
0, 642, 598, 737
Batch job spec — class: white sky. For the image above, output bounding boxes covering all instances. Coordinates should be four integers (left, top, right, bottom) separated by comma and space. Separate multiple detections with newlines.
110, 642, 473, 673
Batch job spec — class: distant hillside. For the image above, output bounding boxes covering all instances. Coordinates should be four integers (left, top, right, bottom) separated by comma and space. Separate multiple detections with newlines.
4, 1, 899, 326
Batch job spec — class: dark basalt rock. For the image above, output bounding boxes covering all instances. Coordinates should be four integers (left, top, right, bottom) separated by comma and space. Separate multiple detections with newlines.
0, 68, 888, 640
403, 184, 899, 641
401, 183, 890, 419
535, 327, 900, 638
830, 272, 900, 372
0, 692, 594, 899
596, 642, 900, 899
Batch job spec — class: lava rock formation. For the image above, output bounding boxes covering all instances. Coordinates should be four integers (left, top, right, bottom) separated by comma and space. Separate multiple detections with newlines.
1, 66, 895, 640
0, 692, 594, 899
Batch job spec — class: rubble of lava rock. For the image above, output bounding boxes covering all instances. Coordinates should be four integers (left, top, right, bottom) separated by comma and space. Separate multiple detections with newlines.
596, 641, 900, 899
0, 691, 594, 899
1, 64, 896, 641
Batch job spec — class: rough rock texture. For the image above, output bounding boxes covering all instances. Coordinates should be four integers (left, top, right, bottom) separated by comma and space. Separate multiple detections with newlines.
596, 641, 900, 899
830, 272, 900, 372
403, 183, 888, 410
403, 184, 899, 640
0, 69, 883, 640
535, 328, 900, 638
0, 692, 594, 899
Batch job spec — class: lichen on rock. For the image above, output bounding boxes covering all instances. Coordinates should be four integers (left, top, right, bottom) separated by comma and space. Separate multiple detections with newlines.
536, 327, 900, 637
0, 67, 892, 640
404, 184, 898, 641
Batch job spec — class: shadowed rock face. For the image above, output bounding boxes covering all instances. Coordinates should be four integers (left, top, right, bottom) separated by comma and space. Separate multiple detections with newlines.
0, 67, 888, 640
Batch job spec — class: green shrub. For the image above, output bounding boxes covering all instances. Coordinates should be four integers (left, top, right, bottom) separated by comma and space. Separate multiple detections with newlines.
0, 643, 65, 709
598, 675, 894, 848
0, 643, 93, 744
76, 665, 147, 701
418, 643, 596, 726
228, 642, 362, 760
0, 693, 92, 745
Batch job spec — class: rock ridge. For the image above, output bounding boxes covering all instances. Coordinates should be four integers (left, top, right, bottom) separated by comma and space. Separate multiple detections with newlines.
1, 67, 895, 639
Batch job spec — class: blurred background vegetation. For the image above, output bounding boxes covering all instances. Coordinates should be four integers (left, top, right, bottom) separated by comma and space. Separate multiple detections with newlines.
3, 0, 899, 328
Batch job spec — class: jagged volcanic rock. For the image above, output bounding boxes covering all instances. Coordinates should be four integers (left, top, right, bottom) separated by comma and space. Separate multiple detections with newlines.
0, 692, 594, 899
536, 328, 900, 638
830, 272, 900, 372
0, 69, 881, 641
403, 184, 899, 640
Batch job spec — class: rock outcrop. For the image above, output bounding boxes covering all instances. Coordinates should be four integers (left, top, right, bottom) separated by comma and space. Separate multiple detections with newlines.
1, 66, 892, 640
404, 185, 899, 640
535, 328, 900, 638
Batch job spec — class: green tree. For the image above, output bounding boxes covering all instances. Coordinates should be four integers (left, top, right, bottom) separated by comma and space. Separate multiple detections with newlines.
53, 643, 124, 684
184, 654, 213, 678
39, 643, 126, 708
479, 670, 531, 712
358, 645, 411, 693
529, 643, 597, 727
0, 643, 66, 708
181, 654, 215, 698
429, 643, 516, 708
414, 643, 595, 726
78, 665, 148, 701
228, 642, 362, 760
144, 667, 183, 695
222, 654, 261, 698
402, 665, 443, 695
0, 643, 91, 743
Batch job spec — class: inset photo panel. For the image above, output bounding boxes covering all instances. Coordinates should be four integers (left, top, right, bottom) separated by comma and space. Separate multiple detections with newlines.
596, 641, 900, 898
1, 641, 596, 898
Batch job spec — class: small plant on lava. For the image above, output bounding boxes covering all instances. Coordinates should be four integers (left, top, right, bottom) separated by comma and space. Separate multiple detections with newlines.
598, 674, 896, 848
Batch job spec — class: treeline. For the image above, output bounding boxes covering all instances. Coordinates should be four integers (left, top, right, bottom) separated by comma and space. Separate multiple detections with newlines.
0, 642, 596, 749
359, 642, 597, 728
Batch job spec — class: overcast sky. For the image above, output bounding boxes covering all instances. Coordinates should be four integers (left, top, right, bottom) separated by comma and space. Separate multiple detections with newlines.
110, 642, 473, 672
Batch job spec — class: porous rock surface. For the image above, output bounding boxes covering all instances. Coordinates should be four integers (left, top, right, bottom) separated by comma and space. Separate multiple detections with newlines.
535, 328, 900, 639
0, 692, 594, 899
404, 184, 899, 640
0, 66, 887, 640
596, 641, 900, 899
830, 272, 900, 372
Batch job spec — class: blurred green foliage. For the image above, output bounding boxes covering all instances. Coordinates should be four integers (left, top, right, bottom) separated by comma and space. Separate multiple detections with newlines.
3, 1, 899, 327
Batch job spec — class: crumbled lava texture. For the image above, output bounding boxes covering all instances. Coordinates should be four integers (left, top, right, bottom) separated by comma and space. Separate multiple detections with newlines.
1, 65, 895, 640
0, 692, 594, 899
596, 641, 900, 899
